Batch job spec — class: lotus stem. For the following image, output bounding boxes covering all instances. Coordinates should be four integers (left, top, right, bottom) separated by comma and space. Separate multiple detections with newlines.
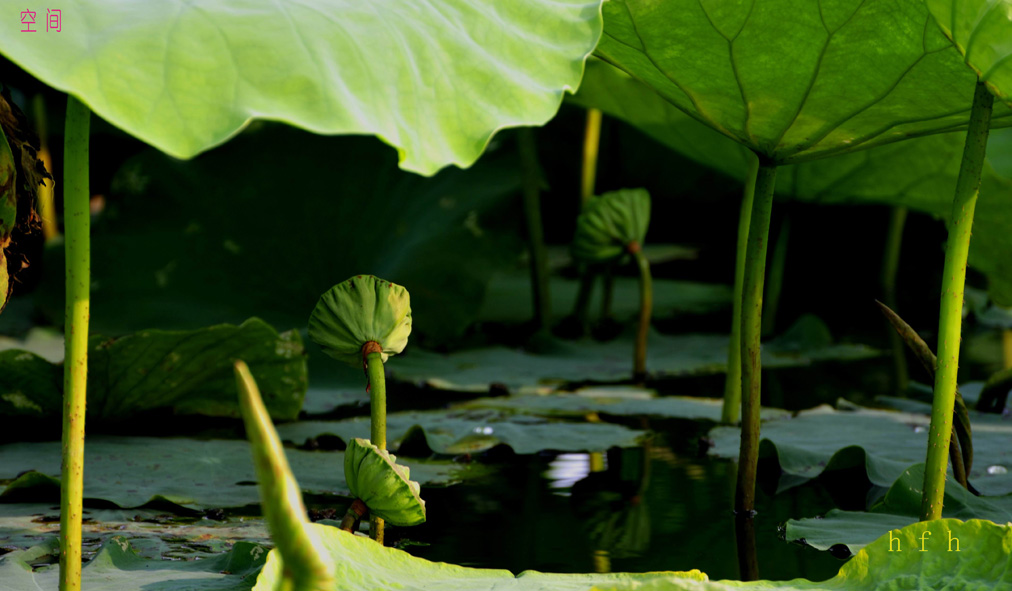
364, 345, 386, 543
631, 245, 651, 383
339, 498, 369, 533
921, 82, 993, 521
581, 109, 602, 206
733, 162, 776, 581
59, 96, 90, 591
760, 215, 789, 338
882, 206, 909, 394
721, 156, 759, 424
1003, 330, 1012, 370
518, 128, 551, 330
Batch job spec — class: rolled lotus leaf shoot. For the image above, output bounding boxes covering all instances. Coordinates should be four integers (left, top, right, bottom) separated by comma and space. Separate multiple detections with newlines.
344, 438, 426, 527
309, 275, 412, 366
572, 188, 651, 263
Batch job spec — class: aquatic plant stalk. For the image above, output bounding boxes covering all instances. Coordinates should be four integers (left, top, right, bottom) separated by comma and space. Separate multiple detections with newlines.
734, 162, 776, 581
581, 108, 602, 206
59, 96, 90, 591
760, 216, 789, 338
631, 247, 652, 382
365, 347, 387, 542
721, 156, 759, 424
234, 361, 335, 591
1003, 330, 1012, 370
882, 207, 909, 394
518, 128, 551, 329
921, 82, 993, 522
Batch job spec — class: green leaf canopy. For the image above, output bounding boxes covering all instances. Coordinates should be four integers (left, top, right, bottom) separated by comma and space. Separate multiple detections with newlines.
927, 0, 1012, 106
595, 0, 1011, 163
0, 0, 604, 175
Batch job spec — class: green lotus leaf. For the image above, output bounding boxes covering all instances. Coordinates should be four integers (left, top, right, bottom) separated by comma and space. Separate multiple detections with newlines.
571, 189, 651, 263
309, 276, 412, 367
344, 438, 426, 527
927, 0, 1012, 106
594, 0, 1012, 163
0, 0, 604, 176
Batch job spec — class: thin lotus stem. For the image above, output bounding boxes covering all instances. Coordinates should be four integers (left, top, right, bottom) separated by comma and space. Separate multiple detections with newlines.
631, 245, 652, 383
364, 346, 386, 543
734, 162, 777, 533
921, 82, 994, 522
234, 361, 335, 590
599, 264, 615, 321
1003, 330, 1012, 370
581, 108, 603, 207
721, 156, 759, 424
518, 128, 551, 330
59, 96, 89, 591
882, 206, 909, 394
31, 95, 58, 242
760, 215, 789, 338
339, 498, 369, 533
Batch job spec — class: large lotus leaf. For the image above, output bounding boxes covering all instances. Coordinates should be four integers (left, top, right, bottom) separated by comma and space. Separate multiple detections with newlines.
457, 387, 790, 422
0, 436, 479, 510
277, 409, 647, 455
786, 463, 1012, 554
0, 0, 604, 175
253, 519, 1012, 591
928, 0, 1012, 106
572, 189, 651, 263
595, 0, 1012, 163
478, 273, 731, 325
0, 318, 307, 423
0, 537, 268, 591
309, 276, 412, 367
573, 59, 1012, 303
35, 127, 523, 344
344, 439, 425, 527
391, 325, 877, 392
708, 402, 1012, 495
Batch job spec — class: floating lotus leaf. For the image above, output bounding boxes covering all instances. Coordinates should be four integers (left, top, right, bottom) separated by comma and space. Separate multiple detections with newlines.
572, 189, 651, 263
344, 438, 426, 527
309, 276, 412, 367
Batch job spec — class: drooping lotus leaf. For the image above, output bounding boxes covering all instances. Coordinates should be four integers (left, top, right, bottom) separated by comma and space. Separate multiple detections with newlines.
0, 318, 307, 423
571, 189, 651, 263
309, 276, 412, 367
0, 1, 605, 176
708, 401, 1012, 495
278, 409, 648, 456
0, 436, 479, 510
786, 463, 1012, 554
344, 438, 425, 527
595, 0, 1012, 164
572, 59, 1012, 304
253, 519, 1012, 591
234, 361, 335, 591
927, 0, 1012, 106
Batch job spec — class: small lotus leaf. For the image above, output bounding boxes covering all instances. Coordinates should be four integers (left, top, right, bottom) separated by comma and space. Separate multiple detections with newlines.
344, 438, 425, 527
571, 189, 651, 263
309, 276, 412, 367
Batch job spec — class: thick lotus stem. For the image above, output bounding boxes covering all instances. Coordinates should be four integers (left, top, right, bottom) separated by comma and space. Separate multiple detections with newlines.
339, 498, 369, 532
518, 128, 551, 330
581, 109, 602, 206
59, 96, 90, 591
921, 82, 993, 521
722, 156, 759, 424
734, 162, 777, 575
630, 244, 652, 383
364, 343, 387, 543
882, 206, 909, 394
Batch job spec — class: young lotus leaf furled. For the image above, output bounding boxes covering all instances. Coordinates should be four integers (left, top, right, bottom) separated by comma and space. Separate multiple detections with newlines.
572, 189, 653, 382
309, 275, 412, 544
308, 275, 411, 367
341, 438, 426, 530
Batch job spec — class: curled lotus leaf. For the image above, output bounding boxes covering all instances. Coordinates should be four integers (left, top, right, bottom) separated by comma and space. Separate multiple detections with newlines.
571, 189, 650, 263
308, 275, 412, 367
344, 438, 426, 527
